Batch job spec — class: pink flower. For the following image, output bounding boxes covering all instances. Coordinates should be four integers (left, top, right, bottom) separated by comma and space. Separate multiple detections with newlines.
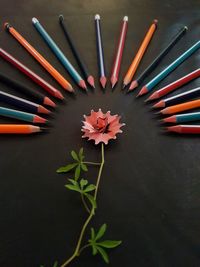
82, 109, 125, 145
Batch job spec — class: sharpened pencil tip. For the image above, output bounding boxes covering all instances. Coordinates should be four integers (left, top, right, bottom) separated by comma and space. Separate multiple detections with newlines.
79, 80, 87, 90
153, 19, 158, 25
138, 86, 148, 97
129, 80, 138, 91
87, 75, 95, 88
123, 16, 128, 21
122, 83, 127, 89
40, 127, 50, 132
100, 76, 107, 89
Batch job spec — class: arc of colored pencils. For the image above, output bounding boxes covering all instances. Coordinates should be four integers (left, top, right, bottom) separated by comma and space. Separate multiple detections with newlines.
59, 15, 95, 88
0, 106, 47, 124
0, 90, 51, 115
0, 48, 64, 100
153, 87, 200, 109
0, 72, 55, 108
95, 14, 107, 88
123, 19, 158, 89
163, 112, 200, 124
110, 16, 128, 88
0, 124, 46, 134
146, 68, 200, 102
130, 26, 187, 91
166, 125, 200, 134
4, 22, 73, 93
138, 40, 200, 97
32, 18, 87, 91
159, 98, 200, 115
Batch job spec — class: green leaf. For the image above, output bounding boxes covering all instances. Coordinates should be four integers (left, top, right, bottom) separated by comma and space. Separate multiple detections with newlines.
92, 244, 98, 255
98, 240, 122, 248
79, 147, 84, 160
56, 163, 77, 173
81, 163, 88, 172
71, 150, 79, 161
85, 193, 97, 209
75, 164, 81, 180
68, 179, 78, 185
84, 184, 96, 193
65, 184, 81, 192
53, 262, 58, 267
96, 246, 109, 264
80, 179, 88, 189
95, 224, 107, 241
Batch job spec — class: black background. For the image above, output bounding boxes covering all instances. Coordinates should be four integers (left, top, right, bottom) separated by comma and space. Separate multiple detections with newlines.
0, 0, 200, 266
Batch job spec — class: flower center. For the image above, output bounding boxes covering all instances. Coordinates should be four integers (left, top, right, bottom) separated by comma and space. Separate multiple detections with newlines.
95, 117, 109, 133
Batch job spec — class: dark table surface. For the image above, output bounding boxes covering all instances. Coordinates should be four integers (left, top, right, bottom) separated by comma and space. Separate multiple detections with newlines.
0, 0, 200, 266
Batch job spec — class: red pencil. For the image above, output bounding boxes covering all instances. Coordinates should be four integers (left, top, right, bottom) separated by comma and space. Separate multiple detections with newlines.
0, 48, 64, 100
110, 16, 128, 88
166, 125, 200, 134
146, 68, 200, 102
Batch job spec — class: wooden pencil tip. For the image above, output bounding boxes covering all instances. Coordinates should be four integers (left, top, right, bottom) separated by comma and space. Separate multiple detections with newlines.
110, 76, 118, 89
153, 19, 158, 25
122, 83, 127, 89
87, 75, 95, 88
100, 76, 107, 89
129, 80, 138, 91
40, 127, 50, 133
32, 17, 38, 24
95, 14, 100, 20
79, 80, 87, 90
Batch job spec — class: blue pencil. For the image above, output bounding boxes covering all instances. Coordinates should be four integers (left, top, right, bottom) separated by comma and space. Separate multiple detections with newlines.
95, 14, 107, 88
163, 112, 200, 124
138, 40, 200, 96
32, 17, 87, 90
0, 106, 47, 124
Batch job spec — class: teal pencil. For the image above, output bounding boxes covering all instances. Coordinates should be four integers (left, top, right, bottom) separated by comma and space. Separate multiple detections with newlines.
32, 17, 87, 90
0, 106, 47, 124
138, 40, 200, 96
163, 112, 200, 124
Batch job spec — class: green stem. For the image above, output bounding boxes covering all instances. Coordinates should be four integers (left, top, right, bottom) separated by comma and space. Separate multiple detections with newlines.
60, 143, 105, 267
81, 194, 90, 214
82, 161, 101, 166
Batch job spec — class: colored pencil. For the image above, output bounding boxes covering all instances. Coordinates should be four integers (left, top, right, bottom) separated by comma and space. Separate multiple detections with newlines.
0, 90, 51, 114
138, 40, 200, 97
123, 19, 158, 88
59, 15, 95, 88
146, 68, 200, 102
166, 125, 200, 134
0, 106, 47, 124
95, 14, 107, 88
32, 18, 86, 90
110, 16, 128, 88
4, 22, 73, 92
0, 72, 56, 108
163, 112, 200, 124
130, 26, 187, 91
0, 48, 64, 100
153, 87, 200, 109
159, 98, 200, 115
0, 124, 45, 134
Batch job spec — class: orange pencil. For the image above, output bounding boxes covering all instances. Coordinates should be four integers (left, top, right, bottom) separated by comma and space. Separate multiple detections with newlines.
0, 124, 45, 134
4, 23, 74, 93
123, 19, 158, 89
159, 99, 200, 115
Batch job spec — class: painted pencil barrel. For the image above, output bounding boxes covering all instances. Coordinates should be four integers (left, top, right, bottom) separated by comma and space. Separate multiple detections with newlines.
95, 15, 106, 77
167, 125, 200, 134
164, 87, 200, 106
0, 107, 37, 122
32, 18, 82, 84
137, 26, 187, 85
0, 91, 39, 113
146, 40, 200, 91
111, 16, 128, 81
0, 48, 64, 99
0, 124, 41, 134
176, 112, 200, 123
162, 99, 200, 114
5, 24, 70, 90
